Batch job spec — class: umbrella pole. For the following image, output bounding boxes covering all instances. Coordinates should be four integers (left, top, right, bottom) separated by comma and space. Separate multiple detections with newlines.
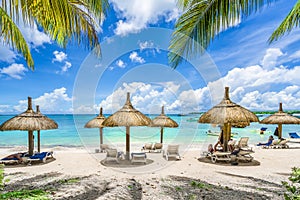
126, 126, 130, 160
37, 130, 41, 153
278, 123, 282, 138
160, 127, 164, 143
223, 123, 229, 152
28, 130, 34, 156
99, 127, 103, 145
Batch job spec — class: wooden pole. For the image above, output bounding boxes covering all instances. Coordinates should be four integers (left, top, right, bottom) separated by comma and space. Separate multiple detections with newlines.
37, 130, 41, 153
28, 130, 34, 156
278, 123, 282, 139
126, 126, 130, 160
160, 127, 164, 143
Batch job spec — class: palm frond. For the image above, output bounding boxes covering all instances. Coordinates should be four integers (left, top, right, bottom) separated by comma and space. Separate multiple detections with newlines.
0, 6, 34, 68
268, 0, 300, 43
169, 0, 273, 69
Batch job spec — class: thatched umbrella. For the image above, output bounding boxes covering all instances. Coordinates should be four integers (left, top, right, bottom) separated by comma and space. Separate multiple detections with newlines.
84, 107, 106, 149
0, 97, 58, 155
260, 102, 300, 138
149, 106, 178, 143
198, 87, 259, 151
102, 92, 151, 160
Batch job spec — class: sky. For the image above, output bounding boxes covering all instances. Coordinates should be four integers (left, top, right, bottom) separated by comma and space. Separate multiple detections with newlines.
1, 0, 300, 114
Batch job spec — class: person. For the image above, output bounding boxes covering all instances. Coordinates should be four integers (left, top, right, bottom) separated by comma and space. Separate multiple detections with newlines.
214, 130, 224, 151
228, 139, 236, 152
3, 153, 23, 163
207, 144, 214, 154
260, 130, 264, 135
257, 135, 274, 146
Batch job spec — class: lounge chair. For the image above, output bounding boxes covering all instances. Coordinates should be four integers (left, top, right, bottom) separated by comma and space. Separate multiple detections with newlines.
27, 151, 53, 164
289, 132, 300, 138
100, 144, 111, 153
164, 144, 181, 161
210, 151, 231, 163
131, 152, 147, 164
141, 143, 154, 152
270, 139, 289, 149
153, 143, 163, 153
236, 149, 254, 162
104, 149, 119, 163
237, 137, 252, 150
0, 157, 20, 165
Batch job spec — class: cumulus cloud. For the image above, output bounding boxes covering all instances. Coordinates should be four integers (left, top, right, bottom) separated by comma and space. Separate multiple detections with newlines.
116, 59, 126, 68
261, 48, 283, 69
52, 51, 67, 63
13, 87, 72, 113
61, 61, 72, 72
129, 51, 145, 63
0, 63, 28, 79
21, 23, 51, 47
0, 47, 18, 63
111, 0, 179, 36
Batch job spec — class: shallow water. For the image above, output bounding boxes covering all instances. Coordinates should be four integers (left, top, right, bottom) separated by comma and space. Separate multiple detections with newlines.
0, 114, 298, 151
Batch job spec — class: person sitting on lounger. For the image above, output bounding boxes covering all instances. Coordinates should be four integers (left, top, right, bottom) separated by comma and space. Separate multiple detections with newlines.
3, 153, 23, 163
208, 144, 214, 154
257, 135, 274, 146
214, 130, 224, 151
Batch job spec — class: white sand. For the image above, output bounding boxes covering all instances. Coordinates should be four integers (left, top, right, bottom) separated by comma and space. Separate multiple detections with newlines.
1, 144, 299, 199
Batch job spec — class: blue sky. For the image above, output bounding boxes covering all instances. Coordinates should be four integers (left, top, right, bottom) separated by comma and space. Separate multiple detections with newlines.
1, 0, 300, 114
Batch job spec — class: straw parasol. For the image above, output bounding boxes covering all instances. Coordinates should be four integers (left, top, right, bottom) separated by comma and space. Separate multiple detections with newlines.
260, 102, 300, 138
0, 97, 58, 155
84, 107, 106, 149
102, 92, 151, 160
149, 106, 178, 143
198, 87, 259, 151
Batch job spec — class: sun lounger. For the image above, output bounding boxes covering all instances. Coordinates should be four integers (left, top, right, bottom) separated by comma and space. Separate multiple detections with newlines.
0, 157, 19, 164
142, 143, 163, 153
211, 151, 231, 163
131, 152, 147, 164
289, 132, 300, 138
27, 151, 53, 164
236, 149, 254, 162
237, 137, 252, 150
164, 144, 181, 161
100, 144, 111, 153
104, 149, 119, 163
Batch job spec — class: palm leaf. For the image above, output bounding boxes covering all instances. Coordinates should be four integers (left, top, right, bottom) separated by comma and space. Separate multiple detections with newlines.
269, 0, 300, 43
169, 0, 273, 68
0, 6, 34, 68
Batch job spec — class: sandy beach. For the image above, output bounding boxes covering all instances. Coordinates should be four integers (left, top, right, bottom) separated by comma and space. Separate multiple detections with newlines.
1, 143, 299, 199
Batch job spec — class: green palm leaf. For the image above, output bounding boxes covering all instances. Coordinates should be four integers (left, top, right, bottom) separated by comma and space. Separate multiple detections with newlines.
269, 0, 300, 43
169, 0, 273, 69
0, 6, 33, 67
1, 0, 108, 70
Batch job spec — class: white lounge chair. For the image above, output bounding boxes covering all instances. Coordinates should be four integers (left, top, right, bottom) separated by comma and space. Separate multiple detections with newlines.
211, 151, 231, 163
104, 149, 119, 163
27, 151, 53, 164
131, 152, 147, 164
237, 137, 252, 150
165, 144, 181, 161
100, 144, 111, 153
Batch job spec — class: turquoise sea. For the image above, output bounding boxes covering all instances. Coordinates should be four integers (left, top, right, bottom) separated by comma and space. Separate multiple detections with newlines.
0, 114, 299, 150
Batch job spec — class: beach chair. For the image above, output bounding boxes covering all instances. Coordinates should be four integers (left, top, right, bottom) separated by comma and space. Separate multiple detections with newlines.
141, 143, 153, 152
153, 143, 163, 153
27, 151, 53, 164
104, 149, 119, 163
0, 157, 19, 165
131, 152, 147, 164
100, 144, 111, 153
164, 144, 181, 161
211, 151, 231, 163
289, 132, 300, 138
236, 149, 254, 162
237, 137, 251, 150
270, 139, 289, 149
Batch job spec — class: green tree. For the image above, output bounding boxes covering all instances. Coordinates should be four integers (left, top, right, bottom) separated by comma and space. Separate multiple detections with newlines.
0, 0, 108, 70
169, 0, 300, 68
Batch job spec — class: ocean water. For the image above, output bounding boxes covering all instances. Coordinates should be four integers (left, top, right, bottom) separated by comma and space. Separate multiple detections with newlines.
0, 114, 299, 151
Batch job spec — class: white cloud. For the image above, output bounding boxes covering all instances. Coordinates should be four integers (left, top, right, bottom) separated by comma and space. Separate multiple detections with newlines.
111, 0, 179, 36
52, 51, 67, 63
129, 51, 145, 63
116, 59, 126, 68
139, 41, 155, 50
14, 87, 72, 113
0, 63, 28, 79
21, 23, 51, 47
261, 48, 283, 69
61, 61, 72, 72
0, 46, 18, 63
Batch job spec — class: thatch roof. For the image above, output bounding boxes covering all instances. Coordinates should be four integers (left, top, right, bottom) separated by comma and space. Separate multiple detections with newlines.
102, 93, 151, 127
0, 97, 58, 131
85, 107, 106, 128
149, 106, 178, 127
198, 87, 259, 125
260, 103, 300, 124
